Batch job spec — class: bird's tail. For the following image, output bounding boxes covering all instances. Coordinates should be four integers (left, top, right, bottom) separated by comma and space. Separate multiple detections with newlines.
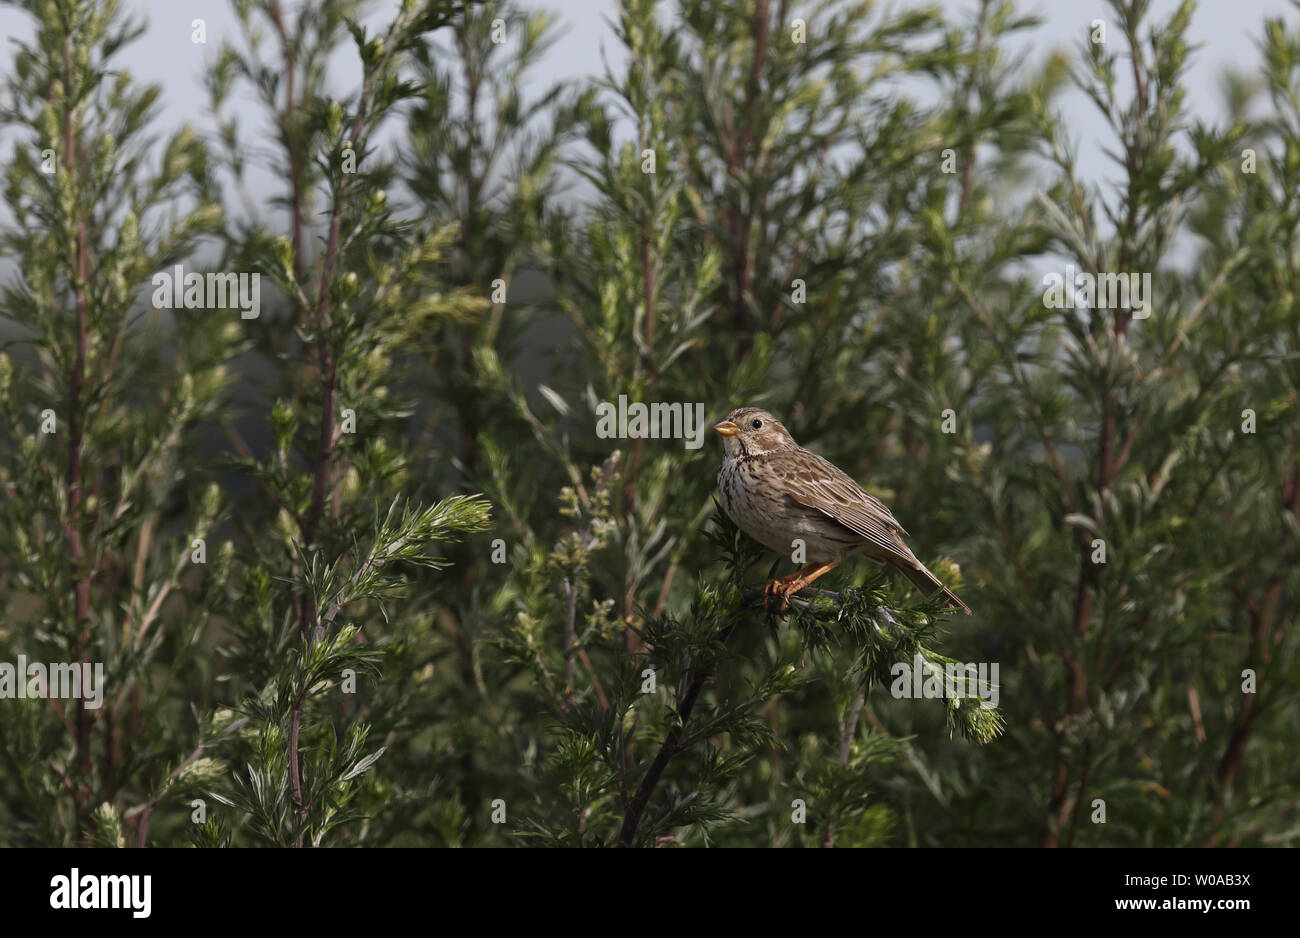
895, 558, 972, 616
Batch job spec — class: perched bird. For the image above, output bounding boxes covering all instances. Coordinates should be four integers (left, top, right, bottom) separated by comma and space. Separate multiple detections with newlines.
714, 407, 971, 615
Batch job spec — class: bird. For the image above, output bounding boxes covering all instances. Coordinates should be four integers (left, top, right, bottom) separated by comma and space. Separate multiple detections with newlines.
714, 406, 971, 615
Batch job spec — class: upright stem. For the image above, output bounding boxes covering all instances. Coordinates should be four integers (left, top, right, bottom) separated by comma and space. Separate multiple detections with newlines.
281, 17, 400, 845
60, 29, 95, 839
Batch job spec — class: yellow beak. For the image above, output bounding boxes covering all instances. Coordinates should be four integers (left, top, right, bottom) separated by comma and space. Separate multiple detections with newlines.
714, 421, 740, 437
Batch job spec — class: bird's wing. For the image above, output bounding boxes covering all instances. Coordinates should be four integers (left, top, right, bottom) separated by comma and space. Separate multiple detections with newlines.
772, 449, 914, 561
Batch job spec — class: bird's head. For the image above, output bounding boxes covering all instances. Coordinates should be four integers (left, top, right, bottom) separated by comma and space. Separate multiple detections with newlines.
714, 407, 795, 457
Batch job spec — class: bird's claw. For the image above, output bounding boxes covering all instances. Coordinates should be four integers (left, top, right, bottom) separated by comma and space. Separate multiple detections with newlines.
761, 576, 805, 614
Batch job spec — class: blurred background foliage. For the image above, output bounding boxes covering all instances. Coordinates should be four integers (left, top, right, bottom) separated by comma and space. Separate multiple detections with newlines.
0, 0, 1296, 847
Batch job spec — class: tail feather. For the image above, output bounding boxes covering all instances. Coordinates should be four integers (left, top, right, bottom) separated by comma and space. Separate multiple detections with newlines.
894, 558, 972, 616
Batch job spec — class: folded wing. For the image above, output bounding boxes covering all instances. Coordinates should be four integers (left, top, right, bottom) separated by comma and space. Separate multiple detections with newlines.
773, 450, 914, 564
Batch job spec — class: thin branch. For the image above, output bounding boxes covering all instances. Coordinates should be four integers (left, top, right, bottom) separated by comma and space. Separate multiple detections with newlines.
135, 717, 251, 848
615, 585, 863, 847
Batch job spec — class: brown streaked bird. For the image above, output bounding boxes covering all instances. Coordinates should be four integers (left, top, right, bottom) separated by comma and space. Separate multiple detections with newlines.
714, 407, 971, 615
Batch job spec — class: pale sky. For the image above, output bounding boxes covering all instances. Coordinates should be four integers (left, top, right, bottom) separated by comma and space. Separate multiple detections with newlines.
0, 0, 1295, 221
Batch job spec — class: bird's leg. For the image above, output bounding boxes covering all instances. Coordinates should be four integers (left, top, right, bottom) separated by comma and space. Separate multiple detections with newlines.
780, 561, 840, 605
763, 561, 841, 612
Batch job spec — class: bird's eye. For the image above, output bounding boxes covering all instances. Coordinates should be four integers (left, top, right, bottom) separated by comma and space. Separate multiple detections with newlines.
751, 419, 763, 429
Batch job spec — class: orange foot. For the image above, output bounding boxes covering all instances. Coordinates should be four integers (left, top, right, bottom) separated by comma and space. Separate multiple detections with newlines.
761, 561, 841, 613
761, 575, 801, 613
